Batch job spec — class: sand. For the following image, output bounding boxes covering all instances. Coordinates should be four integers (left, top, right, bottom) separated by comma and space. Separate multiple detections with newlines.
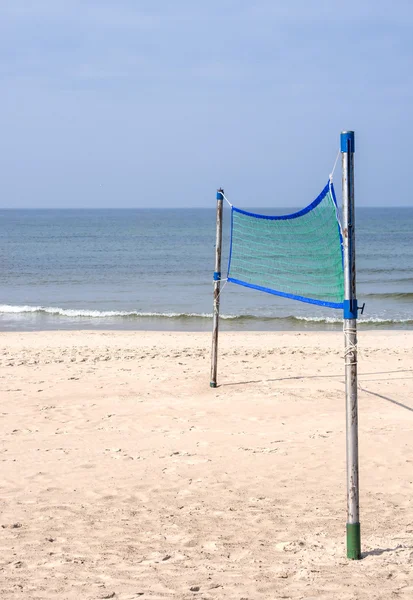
0, 330, 412, 599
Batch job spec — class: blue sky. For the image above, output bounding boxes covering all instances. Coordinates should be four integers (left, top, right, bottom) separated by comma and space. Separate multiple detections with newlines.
0, 1, 412, 208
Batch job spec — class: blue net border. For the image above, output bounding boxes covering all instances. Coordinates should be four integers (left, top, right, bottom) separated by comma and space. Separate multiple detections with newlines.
231, 182, 331, 220
227, 277, 344, 309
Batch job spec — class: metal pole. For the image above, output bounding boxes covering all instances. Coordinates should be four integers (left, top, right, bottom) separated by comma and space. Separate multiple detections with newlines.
341, 131, 361, 560
210, 188, 224, 388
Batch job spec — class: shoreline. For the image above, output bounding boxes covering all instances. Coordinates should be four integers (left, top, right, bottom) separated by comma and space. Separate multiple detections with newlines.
2, 327, 413, 340
1, 321, 413, 333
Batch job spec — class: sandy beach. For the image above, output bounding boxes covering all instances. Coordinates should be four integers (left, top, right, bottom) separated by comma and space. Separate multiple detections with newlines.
1, 330, 412, 599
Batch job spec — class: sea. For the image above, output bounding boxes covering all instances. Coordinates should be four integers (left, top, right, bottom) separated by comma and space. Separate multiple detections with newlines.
0, 207, 412, 332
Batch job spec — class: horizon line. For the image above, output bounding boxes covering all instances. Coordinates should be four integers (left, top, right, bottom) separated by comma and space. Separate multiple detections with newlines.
0, 205, 412, 210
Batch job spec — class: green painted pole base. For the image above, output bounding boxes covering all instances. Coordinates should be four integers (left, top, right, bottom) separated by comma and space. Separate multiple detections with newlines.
210, 382, 217, 388
346, 523, 361, 560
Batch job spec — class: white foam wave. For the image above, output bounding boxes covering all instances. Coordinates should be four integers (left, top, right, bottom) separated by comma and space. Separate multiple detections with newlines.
293, 316, 343, 324
293, 315, 413, 324
0, 304, 240, 320
0, 305, 411, 325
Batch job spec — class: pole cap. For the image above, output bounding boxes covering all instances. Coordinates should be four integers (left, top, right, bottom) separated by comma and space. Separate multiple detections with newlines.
341, 131, 355, 153
217, 188, 224, 200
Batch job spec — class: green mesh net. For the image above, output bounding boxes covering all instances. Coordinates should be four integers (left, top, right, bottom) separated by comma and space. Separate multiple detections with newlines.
227, 182, 344, 308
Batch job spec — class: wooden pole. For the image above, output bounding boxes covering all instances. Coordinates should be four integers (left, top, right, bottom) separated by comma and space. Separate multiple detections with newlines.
210, 188, 224, 388
341, 130, 361, 560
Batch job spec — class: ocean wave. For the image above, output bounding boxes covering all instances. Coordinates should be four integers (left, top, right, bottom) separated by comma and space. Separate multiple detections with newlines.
358, 278, 413, 285
360, 267, 413, 274
363, 292, 413, 301
0, 304, 217, 319
292, 315, 413, 325
0, 304, 412, 326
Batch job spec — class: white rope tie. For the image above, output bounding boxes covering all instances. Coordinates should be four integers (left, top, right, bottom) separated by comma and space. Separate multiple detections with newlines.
343, 325, 358, 366
329, 149, 340, 183
328, 180, 344, 238
213, 279, 228, 314
327, 150, 344, 238
221, 192, 232, 208
212, 277, 228, 286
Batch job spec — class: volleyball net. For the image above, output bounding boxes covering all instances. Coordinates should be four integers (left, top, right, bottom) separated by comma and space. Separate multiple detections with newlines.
226, 182, 344, 309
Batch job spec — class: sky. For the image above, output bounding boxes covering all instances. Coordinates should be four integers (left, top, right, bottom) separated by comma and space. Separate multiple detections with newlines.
0, 1, 412, 208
